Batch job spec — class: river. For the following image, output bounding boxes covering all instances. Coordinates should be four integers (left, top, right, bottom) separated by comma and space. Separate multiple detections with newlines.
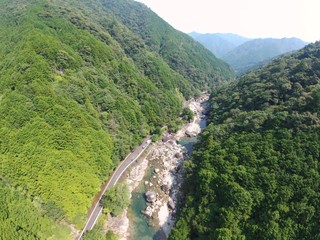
127, 99, 208, 240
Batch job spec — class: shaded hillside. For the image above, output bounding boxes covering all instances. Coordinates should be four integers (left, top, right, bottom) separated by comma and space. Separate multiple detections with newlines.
170, 42, 320, 239
223, 37, 308, 74
0, 0, 234, 238
189, 32, 249, 58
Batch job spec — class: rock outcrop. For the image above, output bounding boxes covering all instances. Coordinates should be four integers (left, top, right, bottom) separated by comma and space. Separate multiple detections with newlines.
145, 191, 157, 203
161, 184, 170, 195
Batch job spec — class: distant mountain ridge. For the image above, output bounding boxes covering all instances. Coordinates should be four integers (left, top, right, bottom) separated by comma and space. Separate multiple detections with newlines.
189, 32, 308, 74
223, 37, 308, 74
189, 32, 250, 58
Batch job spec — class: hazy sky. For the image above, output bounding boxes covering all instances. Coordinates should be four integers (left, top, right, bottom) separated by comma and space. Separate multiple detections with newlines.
135, 0, 320, 42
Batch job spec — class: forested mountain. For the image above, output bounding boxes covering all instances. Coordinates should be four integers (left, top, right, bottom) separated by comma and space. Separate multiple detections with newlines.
0, 0, 234, 238
188, 32, 249, 58
189, 33, 308, 75
103, 1, 234, 88
170, 42, 320, 239
222, 37, 308, 74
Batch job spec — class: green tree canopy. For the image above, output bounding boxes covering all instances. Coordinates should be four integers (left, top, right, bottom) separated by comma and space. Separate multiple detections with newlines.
101, 184, 130, 216
170, 42, 320, 239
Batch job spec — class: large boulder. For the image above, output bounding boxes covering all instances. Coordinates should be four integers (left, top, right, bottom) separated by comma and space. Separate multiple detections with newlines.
185, 123, 201, 137
145, 191, 157, 203
185, 130, 194, 137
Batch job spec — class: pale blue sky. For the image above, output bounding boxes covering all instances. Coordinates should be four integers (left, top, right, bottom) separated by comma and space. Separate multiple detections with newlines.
135, 0, 320, 42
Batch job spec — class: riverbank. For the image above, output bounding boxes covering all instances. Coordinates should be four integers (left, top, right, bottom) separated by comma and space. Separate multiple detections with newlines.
104, 156, 150, 239
104, 94, 209, 239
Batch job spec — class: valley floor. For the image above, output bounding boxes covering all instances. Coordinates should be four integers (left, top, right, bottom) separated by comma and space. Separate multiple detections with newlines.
104, 94, 209, 239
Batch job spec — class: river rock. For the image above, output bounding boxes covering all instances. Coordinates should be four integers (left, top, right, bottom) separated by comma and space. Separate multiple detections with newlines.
174, 165, 181, 174
162, 135, 170, 142
142, 206, 153, 217
161, 184, 170, 195
175, 152, 183, 159
167, 198, 175, 210
145, 191, 157, 203
154, 168, 160, 174
105, 210, 129, 239
185, 130, 192, 137
185, 129, 197, 137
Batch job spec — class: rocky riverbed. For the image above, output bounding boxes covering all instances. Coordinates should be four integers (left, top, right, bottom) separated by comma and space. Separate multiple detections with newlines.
104, 94, 209, 239
144, 139, 186, 236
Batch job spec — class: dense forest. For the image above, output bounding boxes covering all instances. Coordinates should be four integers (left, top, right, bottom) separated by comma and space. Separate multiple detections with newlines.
0, 0, 233, 238
170, 42, 320, 239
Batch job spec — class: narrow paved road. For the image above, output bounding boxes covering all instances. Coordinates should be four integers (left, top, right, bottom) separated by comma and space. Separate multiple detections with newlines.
78, 136, 152, 239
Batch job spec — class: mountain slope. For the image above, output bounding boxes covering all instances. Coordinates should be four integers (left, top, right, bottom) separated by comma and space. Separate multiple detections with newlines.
103, 0, 235, 88
170, 42, 320, 239
0, 0, 234, 238
189, 32, 250, 58
222, 37, 308, 74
